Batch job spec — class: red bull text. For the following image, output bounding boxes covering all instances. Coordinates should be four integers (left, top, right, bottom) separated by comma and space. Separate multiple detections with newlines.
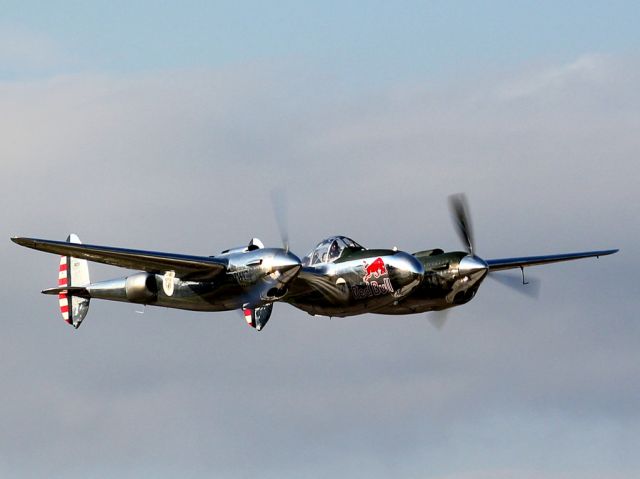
352, 258, 395, 299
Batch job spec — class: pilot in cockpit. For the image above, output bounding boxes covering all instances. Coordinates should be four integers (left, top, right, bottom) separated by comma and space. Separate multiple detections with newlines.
303, 236, 364, 266
328, 240, 341, 262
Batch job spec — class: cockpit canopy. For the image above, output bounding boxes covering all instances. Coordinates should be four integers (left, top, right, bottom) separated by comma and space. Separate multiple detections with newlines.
302, 236, 365, 266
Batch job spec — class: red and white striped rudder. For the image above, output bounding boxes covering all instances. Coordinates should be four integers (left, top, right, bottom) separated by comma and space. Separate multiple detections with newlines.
57, 234, 90, 329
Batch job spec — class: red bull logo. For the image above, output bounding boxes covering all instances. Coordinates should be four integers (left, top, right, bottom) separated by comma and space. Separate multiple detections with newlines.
352, 257, 395, 300
364, 257, 387, 282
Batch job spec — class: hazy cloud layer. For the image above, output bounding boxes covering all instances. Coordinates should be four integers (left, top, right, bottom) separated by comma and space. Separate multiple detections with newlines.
1, 54, 638, 478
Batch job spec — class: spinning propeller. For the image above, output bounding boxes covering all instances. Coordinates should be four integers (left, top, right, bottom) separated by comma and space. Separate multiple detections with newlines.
270, 188, 290, 253
448, 193, 539, 295
449, 193, 476, 256
236, 190, 300, 331
429, 194, 539, 329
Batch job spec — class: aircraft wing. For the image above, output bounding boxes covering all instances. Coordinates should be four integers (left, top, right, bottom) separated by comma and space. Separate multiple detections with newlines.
11, 237, 227, 281
486, 249, 618, 272
287, 268, 334, 296
286, 267, 348, 302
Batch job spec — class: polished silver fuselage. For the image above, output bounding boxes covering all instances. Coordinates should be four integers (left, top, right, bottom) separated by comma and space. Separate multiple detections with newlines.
86, 275, 238, 311
85, 247, 302, 312
12, 231, 617, 331
84, 248, 489, 317
285, 250, 422, 317
285, 250, 488, 317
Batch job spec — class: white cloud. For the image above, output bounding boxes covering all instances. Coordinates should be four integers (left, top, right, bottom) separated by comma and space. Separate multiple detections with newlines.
1, 55, 639, 478
496, 54, 611, 100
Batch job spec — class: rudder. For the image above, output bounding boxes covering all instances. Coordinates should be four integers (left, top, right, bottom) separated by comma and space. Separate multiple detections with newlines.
57, 234, 90, 329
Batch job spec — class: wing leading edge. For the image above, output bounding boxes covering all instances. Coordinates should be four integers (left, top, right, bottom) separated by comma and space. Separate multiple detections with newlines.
11, 237, 227, 281
486, 249, 618, 272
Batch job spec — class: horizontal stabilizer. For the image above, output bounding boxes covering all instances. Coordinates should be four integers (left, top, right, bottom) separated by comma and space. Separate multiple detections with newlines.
42, 286, 89, 297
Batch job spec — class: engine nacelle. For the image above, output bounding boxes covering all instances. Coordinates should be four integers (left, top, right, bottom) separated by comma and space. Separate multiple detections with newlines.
125, 273, 158, 303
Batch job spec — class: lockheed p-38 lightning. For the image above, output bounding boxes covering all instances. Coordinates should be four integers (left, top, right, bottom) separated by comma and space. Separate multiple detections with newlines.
12, 195, 617, 331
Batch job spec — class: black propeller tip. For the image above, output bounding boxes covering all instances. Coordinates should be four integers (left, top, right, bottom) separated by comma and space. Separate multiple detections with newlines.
448, 193, 474, 255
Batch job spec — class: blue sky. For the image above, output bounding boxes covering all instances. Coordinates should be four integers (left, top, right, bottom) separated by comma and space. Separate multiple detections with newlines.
2, 1, 639, 82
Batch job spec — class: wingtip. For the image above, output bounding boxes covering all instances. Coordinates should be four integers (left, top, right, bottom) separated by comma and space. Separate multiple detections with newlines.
11, 236, 39, 248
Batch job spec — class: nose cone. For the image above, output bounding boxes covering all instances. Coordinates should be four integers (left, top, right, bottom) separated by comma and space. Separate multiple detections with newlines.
388, 252, 425, 296
458, 255, 488, 277
272, 250, 302, 284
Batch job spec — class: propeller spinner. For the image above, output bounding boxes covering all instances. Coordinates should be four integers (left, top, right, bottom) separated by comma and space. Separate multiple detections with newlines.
448, 193, 489, 275
428, 194, 537, 330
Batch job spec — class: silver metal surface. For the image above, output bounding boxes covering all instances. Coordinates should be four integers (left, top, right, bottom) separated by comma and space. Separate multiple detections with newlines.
285, 237, 425, 317
486, 249, 618, 271
11, 193, 619, 332
125, 273, 158, 303
458, 255, 489, 276
11, 236, 227, 281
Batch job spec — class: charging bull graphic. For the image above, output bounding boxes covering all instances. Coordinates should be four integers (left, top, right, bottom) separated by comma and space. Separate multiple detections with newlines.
352, 257, 395, 300
364, 257, 387, 282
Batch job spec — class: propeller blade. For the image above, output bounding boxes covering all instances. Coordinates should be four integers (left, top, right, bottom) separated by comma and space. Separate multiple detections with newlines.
448, 193, 475, 255
428, 309, 449, 330
270, 188, 289, 253
488, 272, 541, 299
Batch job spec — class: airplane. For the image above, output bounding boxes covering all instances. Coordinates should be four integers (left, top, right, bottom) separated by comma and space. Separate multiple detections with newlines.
11, 194, 618, 331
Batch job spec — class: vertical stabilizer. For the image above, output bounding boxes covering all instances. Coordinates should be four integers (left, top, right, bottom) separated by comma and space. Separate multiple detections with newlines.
58, 234, 91, 329
242, 303, 273, 331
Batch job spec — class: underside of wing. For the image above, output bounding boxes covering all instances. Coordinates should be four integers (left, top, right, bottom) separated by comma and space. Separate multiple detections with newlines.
486, 249, 618, 272
286, 267, 347, 302
11, 237, 227, 281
